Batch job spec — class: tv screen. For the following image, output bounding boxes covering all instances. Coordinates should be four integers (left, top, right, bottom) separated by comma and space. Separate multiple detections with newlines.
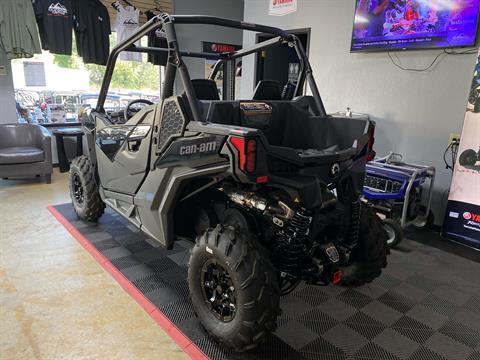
351, 0, 480, 52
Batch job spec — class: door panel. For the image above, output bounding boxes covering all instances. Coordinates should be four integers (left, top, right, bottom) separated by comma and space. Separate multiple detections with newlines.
96, 107, 156, 195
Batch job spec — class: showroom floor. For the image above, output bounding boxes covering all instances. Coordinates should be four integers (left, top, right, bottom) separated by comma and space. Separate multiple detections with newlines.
0, 170, 187, 359
3, 170, 480, 360
51, 202, 480, 360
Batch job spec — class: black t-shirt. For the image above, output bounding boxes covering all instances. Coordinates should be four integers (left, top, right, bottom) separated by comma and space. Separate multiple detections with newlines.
146, 11, 168, 66
33, 0, 73, 55
73, 0, 111, 65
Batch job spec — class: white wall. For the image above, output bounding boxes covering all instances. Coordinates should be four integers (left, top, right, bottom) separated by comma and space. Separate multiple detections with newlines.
0, 51, 17, 125
242, 0, 477, 224
173, 0, 244, 83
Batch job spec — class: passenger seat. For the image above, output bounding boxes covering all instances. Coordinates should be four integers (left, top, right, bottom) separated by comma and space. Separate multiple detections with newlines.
252, 80, 282, 101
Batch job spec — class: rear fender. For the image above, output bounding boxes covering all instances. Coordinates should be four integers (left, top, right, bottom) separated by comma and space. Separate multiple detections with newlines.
134, 163, 230, 249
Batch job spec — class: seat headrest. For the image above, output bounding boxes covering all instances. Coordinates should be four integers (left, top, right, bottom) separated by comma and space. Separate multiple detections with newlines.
252, 80, 282, 101
191, 79, 220, 101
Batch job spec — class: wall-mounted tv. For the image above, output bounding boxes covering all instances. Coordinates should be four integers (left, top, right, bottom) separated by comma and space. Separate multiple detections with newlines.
351, 0, 480, 52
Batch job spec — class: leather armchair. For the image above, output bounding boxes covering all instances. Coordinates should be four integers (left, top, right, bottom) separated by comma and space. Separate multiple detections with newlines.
0, 124, 53, 183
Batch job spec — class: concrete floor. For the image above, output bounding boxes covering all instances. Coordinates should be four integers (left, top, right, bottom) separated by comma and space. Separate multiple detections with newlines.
0, 170, 188, 359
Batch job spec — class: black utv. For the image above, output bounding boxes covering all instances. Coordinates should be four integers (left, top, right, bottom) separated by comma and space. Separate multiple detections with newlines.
69, 14, 388, 351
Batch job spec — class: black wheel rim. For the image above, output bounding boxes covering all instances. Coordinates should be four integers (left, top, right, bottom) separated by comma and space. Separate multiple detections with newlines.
72, 173, 84, 206
200, 259, 237, 322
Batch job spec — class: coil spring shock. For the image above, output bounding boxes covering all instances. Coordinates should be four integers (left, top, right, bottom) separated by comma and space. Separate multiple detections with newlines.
345, 200, 361, 248
272, 208, 312, 277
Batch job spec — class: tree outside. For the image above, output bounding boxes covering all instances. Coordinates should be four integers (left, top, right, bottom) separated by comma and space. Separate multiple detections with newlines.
53, 35, 160, 92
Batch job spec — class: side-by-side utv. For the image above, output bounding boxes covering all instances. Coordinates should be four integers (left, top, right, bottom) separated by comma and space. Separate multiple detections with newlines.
69, 13, 388, 351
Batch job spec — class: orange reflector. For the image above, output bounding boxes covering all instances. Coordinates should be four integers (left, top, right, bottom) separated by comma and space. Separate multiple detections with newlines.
332, 270, 343, 284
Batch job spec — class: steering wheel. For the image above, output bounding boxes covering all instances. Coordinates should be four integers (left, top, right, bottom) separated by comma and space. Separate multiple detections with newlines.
124, 99, 154, 121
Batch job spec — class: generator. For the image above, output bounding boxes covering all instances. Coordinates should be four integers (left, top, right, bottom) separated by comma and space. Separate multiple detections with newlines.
363, 153, 436, 247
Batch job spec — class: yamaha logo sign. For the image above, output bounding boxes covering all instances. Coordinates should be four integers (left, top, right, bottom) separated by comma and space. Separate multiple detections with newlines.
463, 211, 480, 223
269, 0, 297, 16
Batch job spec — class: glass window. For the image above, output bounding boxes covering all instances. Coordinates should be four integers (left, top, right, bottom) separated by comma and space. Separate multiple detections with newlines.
12, 33, 161, 125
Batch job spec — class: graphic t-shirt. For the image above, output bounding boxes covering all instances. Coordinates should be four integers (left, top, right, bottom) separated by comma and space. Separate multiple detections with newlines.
73, 0, 111, 65
33, 0, 73, 55
115, 3, 141, 62
146, 11, 167, 66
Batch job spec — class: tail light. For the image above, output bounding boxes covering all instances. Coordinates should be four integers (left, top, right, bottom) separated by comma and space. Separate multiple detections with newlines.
366, 124, 376, 162
229, 137, 257, 174
246, 139, 256, 173
229, 137, 246, 170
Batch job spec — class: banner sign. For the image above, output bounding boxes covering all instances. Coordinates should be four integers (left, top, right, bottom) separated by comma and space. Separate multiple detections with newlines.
269, 0, 297, 16
442, 50, 480, 246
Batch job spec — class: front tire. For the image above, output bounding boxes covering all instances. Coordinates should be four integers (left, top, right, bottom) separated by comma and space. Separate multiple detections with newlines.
69, 156, 105, 222
341, 206, 389, 286
188, 225, 280, 351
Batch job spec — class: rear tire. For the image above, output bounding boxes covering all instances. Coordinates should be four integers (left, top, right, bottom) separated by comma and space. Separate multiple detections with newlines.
341, 206, 389, 286
69, 156, 105, 222
188, 225, 280, 351
459, 149, 478, 167
383, 218, 403, 248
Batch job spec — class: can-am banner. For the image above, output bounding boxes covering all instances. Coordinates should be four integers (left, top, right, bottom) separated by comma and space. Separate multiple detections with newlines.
442, 50, 480, 247
269, 0, 297, 16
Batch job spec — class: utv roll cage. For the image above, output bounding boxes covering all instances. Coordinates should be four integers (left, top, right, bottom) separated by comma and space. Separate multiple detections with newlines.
96, 14, 327, 120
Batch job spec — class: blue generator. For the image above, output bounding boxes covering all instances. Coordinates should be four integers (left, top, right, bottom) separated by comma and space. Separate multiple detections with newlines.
363, 153, 436, 247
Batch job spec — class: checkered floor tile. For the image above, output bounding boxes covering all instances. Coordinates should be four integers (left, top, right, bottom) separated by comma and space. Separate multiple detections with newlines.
52, 204, 480, 360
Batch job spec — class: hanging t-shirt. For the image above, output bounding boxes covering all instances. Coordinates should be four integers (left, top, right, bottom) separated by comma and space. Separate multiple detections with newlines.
73, 0, 111, 65
114, 3, 142, 62
33, 0, 73, 55
146, 10, 168, 66
0, 0, 41, 59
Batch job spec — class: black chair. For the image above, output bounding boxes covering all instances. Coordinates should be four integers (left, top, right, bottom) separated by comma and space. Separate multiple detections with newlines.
0, 124, 53, 183
252, 80, 282, 101
192, 79, 220, 100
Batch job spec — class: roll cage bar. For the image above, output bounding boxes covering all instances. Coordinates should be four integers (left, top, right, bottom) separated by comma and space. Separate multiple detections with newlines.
96, 14, 327, 121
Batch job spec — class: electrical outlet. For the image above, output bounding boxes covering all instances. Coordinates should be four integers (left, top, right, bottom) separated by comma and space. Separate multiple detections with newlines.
449, 133, 461, 144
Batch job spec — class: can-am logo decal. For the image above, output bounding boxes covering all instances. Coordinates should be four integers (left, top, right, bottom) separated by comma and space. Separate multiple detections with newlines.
269, 0, 297, 16
48, 3, 68, 16
179, 141, 217, 155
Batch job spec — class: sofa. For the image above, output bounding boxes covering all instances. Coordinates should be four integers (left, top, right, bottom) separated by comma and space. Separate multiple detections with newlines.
0, 124, 53, 183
